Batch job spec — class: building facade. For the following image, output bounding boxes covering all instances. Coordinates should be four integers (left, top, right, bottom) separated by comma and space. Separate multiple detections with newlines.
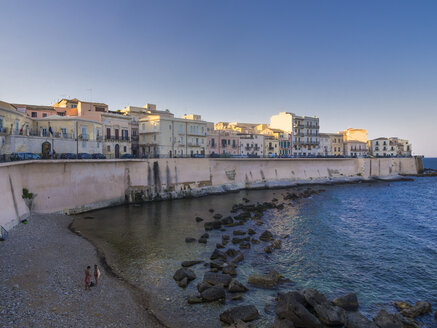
139, 112, 210, 158
207, 130, 240, 157
270, 112, 320, 156
368, 137, 412, 157
238, 133, 264, 157
264, 137, 280, 157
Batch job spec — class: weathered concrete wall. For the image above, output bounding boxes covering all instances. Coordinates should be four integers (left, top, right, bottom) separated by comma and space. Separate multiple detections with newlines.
0, 157, 420, 231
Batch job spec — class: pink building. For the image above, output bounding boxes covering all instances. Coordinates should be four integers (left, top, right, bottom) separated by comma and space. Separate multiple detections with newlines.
207, 130, 240, 157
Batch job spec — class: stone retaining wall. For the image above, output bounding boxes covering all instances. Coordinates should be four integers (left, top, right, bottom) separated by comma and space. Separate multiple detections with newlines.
0, 157, 420, 231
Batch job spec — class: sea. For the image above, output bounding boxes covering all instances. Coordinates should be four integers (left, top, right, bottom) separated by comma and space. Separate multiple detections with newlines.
72, 158, 437, 327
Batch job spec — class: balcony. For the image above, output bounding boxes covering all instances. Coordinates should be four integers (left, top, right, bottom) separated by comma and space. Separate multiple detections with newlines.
79, 134, 89, 141
188, 142, 201, 147
131, 135, 139, 141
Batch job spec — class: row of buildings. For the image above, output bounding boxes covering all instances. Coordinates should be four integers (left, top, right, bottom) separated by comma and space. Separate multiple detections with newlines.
0, 99, 412, 160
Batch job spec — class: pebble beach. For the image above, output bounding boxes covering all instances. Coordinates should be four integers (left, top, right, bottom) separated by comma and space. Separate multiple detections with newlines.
0, 213, 164, 328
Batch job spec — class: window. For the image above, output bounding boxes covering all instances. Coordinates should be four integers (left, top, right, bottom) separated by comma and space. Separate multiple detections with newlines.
42, 128, 47, 136
153, 134, 156, 141
211, 139, 215, 146
180, 124, 183, 133
61, 128, 67, 137
107, 145, 110, 152
169, 124, 171, 130
124, 146, 127, 152
31, 112, 37, 117
42, 113, 47, 118
201, 127, 204, 134
95, 106, 106, 112
0, 117, 3, 130
179, 136, 183, 144
142, 124, 145, 131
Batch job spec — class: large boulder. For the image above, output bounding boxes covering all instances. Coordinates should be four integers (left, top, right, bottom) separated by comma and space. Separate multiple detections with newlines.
248, 270, 281, 288
302, 288, 344, 326
229, 279, 248, 293
203, 272, 232, 287
275, 291, 322, 328
259, 230, 274, 242
393, 301, 432, 318
344, 311, 377, 328
220, 305, 259, 324
332, 292, 359, 311
173, 268, 196, 282
373, 310, 403, 328
200, 285, 226, 302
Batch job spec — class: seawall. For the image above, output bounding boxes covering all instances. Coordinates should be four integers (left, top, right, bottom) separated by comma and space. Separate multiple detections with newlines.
0, 157, 421, 231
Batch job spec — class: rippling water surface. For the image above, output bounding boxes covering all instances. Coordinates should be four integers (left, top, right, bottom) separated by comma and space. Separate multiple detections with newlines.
73, 160, 437, 327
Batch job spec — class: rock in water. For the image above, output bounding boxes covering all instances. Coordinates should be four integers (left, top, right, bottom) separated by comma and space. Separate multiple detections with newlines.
228, 279, 249, 293
203, 272, 232, 287
332, 292, 359, 311
213, 213, 223, 220
302, 288, 344, 326
173, 268, 196, 282
393, 301, 432, 318
201, 285, 226, 302
220, 305, 259, 324
373, 310, 403, 328
197, 281, 213, 293
185, 237, 196, 243
187, 296, 202, 304
178, 277, 188, 288
259, 230, 274, 242
275, 291, 322, 328
272, 240, 282, 249
181, 260, 203, 267
198, 237, 207, 244
344, 311, 377, 328
247, 270, 281, 288
210, 249, 226, 260
195, 217, 203, 222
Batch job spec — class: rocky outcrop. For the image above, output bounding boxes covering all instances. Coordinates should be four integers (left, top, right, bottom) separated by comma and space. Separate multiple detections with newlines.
393, 301, 432, 318
247, 270, 281, 288
220, 305, 259, 324
302, 288, 344, 326
332, 292, 359, 311
275, 291, 322, 328
373, 310, 403, 328
344, 311, 377, 328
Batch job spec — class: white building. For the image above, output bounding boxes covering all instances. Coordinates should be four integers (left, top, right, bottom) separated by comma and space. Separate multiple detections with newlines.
270, 112, 320, 156
344, 141, 367, 157
238, 133, 264, 157
139, 111, 212, 158
368, 137, 412, 157
318, 133, 331, 156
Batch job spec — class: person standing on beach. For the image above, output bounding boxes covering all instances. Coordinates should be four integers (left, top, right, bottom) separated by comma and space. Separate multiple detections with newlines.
85, 266, 91, 290
93, 264, 101, 286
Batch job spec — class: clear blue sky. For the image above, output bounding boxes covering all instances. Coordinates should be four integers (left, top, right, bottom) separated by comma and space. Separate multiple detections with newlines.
1, 0, 436, 156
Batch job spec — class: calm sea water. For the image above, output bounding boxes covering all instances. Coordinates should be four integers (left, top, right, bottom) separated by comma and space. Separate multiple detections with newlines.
73, 159, 437, 327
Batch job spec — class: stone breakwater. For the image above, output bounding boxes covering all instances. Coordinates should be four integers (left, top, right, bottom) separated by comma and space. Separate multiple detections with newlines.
171, 188, 436, 327
0, 157, 421, 231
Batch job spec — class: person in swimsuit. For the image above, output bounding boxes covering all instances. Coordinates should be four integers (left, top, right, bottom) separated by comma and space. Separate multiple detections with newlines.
85, 266, 91, 290
93, 264, 100, 286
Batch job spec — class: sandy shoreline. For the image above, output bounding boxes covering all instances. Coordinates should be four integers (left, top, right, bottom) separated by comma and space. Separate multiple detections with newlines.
0, 213, 165, 328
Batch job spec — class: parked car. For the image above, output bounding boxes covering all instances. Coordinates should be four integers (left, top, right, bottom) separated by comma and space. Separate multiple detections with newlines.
209, 153, 220, 158
60, 153, 77, 159
10, 152, 41, 161
120, 154, 134, 159
77, 153, 93, 159
191, 154, 205, 158
92, 153, 106, 159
